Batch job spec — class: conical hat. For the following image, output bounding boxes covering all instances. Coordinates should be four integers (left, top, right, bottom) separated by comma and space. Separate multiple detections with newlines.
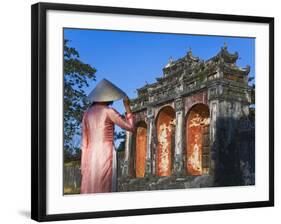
86, 79, 126, 103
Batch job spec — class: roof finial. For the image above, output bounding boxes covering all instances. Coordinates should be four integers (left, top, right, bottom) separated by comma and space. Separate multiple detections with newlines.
168, 56, 173, 63
188, 46, 192, 56
164, 57, 174, 69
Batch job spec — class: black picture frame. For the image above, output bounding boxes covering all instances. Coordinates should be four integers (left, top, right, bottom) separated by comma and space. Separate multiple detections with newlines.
31, 2, 274, 222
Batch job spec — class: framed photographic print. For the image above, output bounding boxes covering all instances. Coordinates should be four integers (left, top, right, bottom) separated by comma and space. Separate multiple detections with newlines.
31, 2, 274, 222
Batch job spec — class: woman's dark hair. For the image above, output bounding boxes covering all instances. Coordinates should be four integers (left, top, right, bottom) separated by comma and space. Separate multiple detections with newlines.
91, 101, 113, 107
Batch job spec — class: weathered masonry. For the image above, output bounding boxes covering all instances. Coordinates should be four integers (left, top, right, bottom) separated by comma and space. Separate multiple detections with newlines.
117, 45, 255, 191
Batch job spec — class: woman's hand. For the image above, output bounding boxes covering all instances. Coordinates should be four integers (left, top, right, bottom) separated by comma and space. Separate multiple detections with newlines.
123, 96, 132, 114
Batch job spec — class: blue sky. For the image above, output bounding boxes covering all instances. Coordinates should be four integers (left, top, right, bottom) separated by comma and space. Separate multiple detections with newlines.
64, 28, 255, 145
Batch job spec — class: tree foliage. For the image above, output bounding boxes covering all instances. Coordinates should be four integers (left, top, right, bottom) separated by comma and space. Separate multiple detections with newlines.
64, 40, 96, 162
115, 130, 126, 151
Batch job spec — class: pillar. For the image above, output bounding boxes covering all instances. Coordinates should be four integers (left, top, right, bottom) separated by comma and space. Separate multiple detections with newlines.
122, 131, 133, 177
174, 98, 185, 175
145, 107, 154, 176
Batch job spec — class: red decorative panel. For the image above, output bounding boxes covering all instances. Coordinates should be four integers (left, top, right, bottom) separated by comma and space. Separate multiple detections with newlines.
156, 106, 176, 177
135, 124, 147, 178
186, 104, 210, 175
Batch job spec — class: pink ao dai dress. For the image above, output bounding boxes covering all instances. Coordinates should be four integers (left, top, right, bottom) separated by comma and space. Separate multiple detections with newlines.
80, 104, 134, 194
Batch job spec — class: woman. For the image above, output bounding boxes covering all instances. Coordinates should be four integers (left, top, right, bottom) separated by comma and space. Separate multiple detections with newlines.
80, 79, 135, 194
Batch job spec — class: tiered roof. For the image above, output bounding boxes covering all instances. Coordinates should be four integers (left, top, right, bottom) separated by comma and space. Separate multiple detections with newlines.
131, 45, 251, 111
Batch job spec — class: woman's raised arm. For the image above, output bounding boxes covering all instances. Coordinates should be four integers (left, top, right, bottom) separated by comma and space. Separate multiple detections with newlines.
107, 108, 135, 132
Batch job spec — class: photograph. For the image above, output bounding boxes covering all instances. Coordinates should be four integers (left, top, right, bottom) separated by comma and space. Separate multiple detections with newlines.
62, 29, 255, 195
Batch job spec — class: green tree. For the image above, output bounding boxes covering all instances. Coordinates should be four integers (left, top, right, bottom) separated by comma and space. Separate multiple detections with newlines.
115, 130, 126, 151
64, 40, 96, 162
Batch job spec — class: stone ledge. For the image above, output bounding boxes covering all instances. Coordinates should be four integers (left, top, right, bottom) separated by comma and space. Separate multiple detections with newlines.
117, 175, 214, 192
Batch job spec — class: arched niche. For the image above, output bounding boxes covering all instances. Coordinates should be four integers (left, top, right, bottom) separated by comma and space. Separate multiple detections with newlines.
135, 121, 147, 178
186, 104, 210, 175
156, 106, 176, 177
